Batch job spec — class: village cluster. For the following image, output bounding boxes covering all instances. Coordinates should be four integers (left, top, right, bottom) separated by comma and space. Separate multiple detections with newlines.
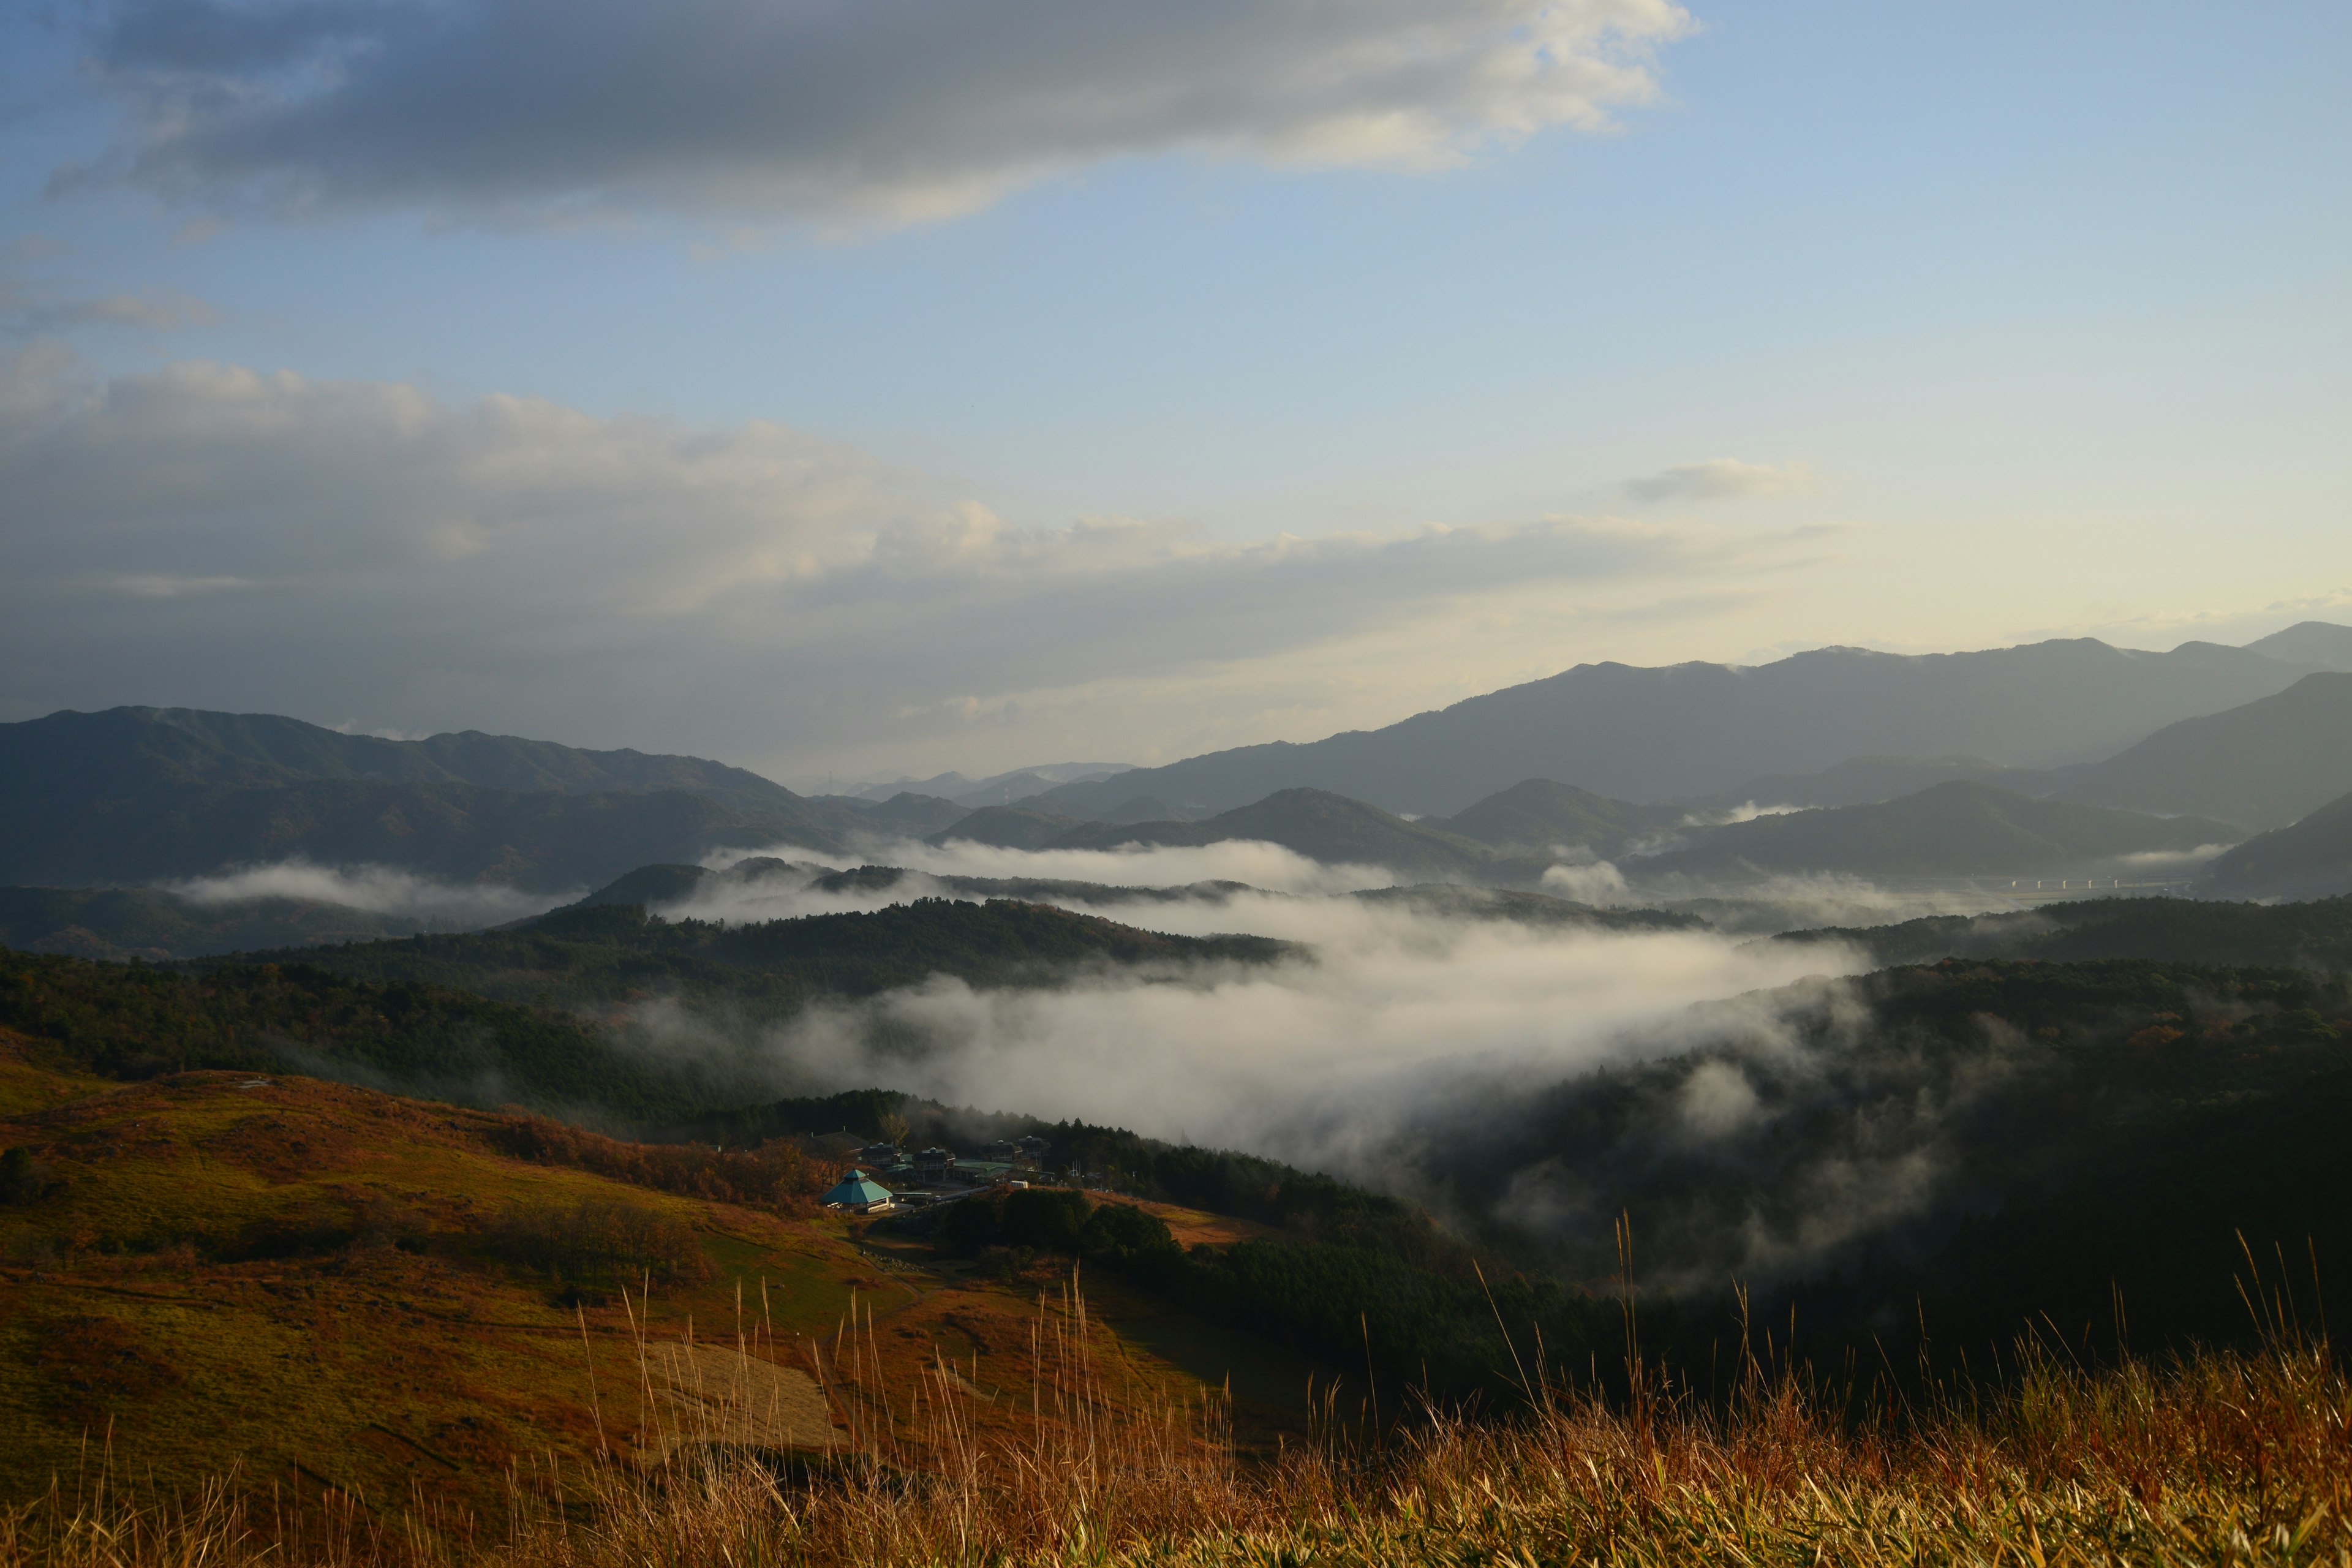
817, 1133, 1055, 1215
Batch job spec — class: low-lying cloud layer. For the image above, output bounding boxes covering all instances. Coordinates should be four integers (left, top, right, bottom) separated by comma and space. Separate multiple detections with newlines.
760, 885, 1860, 1189
170, 859, 567, 926
75, 0, 1692, 224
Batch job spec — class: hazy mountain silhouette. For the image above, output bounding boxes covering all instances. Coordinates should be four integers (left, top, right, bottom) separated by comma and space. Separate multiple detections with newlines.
1040, 636, 2337, 816
1047, 788, 1497, 880
927, 804, 1088, 850
2052, 673, 2352, 830
1695, 756, 2057, 812
2242, 620, 2352, 669
1630, 782, 2244, 883
0, 706, 843, 889
0, 884, 447, 961
853, 791, 971, 837
1434, 779, 1684, 857
2201, 790, 2352, 901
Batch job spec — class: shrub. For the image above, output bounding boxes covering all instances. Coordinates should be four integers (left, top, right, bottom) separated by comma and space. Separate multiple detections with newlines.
480, 1197, 713, 1291
998, 1188, 1090, 1254
0, 1147, 58, 1205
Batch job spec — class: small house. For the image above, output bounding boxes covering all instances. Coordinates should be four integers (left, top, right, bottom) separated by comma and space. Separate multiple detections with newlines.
820, 1169, 896, 1214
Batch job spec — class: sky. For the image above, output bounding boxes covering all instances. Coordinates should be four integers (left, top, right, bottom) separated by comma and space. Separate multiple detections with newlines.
1, 0, 2346, 787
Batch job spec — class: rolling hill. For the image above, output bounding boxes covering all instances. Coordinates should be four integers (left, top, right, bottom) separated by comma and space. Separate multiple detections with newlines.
2052, 672, 2352, 829
1036, 634, 2339, 816
2244, 618, 2352, 668
1627, 782, 2243, 883
1043, 788, 1498, 880
926, 804, 1089, 850
1773, 894, 2352, 970
1695, 755, 2056, 811
0, 885, 444, 962
1433, 778, 1684, 856
1398, 957, 2352, 1341
0, 706, 845, 889
2199, 789, 2352, 901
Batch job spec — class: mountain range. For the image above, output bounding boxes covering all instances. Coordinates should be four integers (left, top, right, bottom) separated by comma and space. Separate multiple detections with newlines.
6, 622, 2350, 899
0, 705, 850, 891
1626, 782, 2242, 884
1033, 628, 2352, 815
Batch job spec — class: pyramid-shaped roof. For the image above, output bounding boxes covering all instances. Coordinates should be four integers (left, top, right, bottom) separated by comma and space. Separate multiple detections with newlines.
822, 1169, 894, 1207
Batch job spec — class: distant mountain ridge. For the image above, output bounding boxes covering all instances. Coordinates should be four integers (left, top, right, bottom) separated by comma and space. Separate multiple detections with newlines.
2201, 790, 2352, 902
0, 706, 845, 890
1631, 782, 2243, 883
2052, 674, 2352, 830
1038, 635, 2340, 816
957, 788, 1503, 881
1431, 778, 1686, 858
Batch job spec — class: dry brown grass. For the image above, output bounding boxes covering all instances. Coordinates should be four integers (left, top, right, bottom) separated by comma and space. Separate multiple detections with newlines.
8, 1278, 2351, 1568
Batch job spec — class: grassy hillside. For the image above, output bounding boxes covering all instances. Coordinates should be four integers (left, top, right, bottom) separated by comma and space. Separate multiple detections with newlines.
1634, 781, 2242, 882
2203, 790, 2352, 900
2055, 671, 2352, 829
0, 1055, 1352, 1514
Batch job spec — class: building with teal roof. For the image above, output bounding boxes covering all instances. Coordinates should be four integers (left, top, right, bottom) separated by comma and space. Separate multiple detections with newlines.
820, 1169, 896, 1213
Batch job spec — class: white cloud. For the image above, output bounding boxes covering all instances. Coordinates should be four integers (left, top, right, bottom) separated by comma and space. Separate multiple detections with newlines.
1626, 458, 1816, 503
75, 0, 1692, 224
2, 284, 218, 337
169, 859, 567, 925
0, 350, 1806, 776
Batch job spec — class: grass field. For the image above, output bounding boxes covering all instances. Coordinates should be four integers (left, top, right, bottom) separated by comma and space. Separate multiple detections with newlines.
0, 1054, 1333, 1521
8, 1049, 2350, 1565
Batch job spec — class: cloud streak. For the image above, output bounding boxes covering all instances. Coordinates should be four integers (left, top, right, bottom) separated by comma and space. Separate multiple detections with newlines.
1627, 458, 1816, 503
75, 0, 1693, 224
168, 858, 568, 925
0, 351, 1812, 776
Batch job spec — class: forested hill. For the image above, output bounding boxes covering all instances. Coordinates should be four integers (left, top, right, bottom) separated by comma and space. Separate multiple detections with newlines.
239, 897, 1293, 1012
1632, 781, 2240, 881
1396, 956, 2352, 1358
0, 899, 1289, 1123
1776, 894, 2352, 970
0, 946, 696, 1122
0, 705, 846, 889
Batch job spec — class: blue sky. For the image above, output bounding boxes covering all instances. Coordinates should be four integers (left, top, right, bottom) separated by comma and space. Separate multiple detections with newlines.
1, 0, 2346, 782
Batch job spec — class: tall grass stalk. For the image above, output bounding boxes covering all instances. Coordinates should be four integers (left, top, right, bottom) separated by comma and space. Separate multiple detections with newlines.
8, 1279, 2351, 1567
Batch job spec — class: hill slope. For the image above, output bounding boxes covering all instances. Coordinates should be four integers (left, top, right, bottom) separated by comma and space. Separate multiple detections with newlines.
1695, 755, 2057, 811
1630, 782, 2242, 883
2053, 673, 2352, 829
2244, 619, 2352, 669
1773, 895, 2352, 970
1046, 788, 1497, 879
0, 706, 843, 889
928, 804, 1088, 850
1434, 779, 1684, 856
0, 885, 445, 961
2200, 790, 2352, 901
1039, 637, 2328, 816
